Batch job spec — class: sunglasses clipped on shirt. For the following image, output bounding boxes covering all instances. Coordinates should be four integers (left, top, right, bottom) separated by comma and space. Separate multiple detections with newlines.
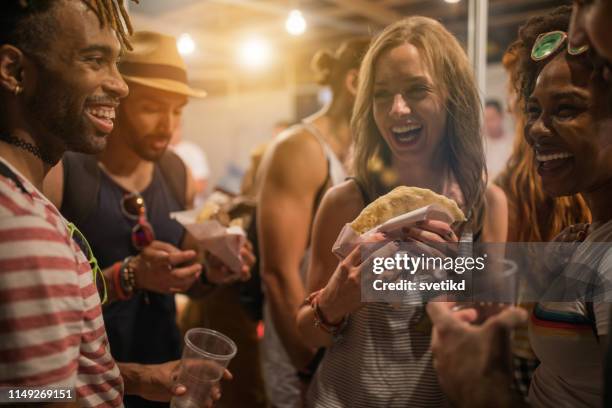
120, 192, 155, 251
68, 222, 107, 304
531, 30, 589, 62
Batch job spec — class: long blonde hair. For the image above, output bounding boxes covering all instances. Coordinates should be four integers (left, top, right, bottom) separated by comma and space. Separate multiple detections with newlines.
351, 17, 486, 231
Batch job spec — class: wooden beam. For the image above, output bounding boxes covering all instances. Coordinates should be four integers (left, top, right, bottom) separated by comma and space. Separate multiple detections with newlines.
382, 0, 424, 6
326, 0, 403, 25
130, 13, 231, 54
445, 7, 558, 32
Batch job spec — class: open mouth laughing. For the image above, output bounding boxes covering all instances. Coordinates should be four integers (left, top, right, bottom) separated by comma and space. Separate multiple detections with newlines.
390, 123, 423, 147
535, 149, 574, 174
85, 104, 117, 135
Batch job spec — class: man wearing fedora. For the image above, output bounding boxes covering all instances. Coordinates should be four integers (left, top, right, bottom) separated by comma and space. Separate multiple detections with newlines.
44, 31, 253, 408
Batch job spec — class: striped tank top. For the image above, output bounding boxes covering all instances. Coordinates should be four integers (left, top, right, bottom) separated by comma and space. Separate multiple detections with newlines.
306, 302, 445, 407
305, 177, 464, 407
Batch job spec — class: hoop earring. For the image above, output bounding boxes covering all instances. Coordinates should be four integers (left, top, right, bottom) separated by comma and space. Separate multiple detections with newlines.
14, 85, 22, 96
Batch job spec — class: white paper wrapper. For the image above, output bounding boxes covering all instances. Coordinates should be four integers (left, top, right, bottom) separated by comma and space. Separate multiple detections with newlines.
171, 208, 246, 274
332, 203, 455, 259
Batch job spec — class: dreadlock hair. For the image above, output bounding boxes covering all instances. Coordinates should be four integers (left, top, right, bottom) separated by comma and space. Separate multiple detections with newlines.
494, 6, 591, 242
0, 0, 139, 56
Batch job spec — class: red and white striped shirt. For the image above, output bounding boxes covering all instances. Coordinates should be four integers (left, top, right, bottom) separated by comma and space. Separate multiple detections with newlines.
0, 159, 123, 407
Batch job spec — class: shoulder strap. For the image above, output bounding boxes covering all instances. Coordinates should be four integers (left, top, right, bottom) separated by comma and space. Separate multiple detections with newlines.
313, 165, 330, 210
302, 123, 331, 210
346, 176, 371, 205
61, 152, 100, 225
158, 149, 187, 209
0, 160, 28, 195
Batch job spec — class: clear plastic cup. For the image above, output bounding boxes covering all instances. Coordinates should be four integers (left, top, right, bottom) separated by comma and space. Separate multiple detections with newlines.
170, 328, 237, 408
473, 258, 519, 322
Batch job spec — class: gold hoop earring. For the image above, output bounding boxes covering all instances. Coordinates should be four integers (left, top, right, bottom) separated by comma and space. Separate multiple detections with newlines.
14, 85, 23, 96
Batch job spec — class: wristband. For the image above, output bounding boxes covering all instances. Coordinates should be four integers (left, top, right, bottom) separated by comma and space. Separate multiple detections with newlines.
112, 261, 129, 300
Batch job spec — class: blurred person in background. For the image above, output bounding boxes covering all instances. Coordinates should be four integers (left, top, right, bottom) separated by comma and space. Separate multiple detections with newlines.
570, 0, 612, 64
256, 38, 369, 407
296, 17, 507, 407
241, 119, 291, 198
178, 119, 293, 408
44, 31, 253, 408
171, 121, 211, 208
484, 99, 513, 180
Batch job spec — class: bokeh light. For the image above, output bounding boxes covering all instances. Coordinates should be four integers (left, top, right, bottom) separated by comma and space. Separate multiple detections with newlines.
177, 33, 196, 56
285, 9, 307, 36
237, 36, 273, 70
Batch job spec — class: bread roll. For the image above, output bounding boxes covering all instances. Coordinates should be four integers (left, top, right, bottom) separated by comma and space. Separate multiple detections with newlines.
350, 186, 466, 234
196, 202, 231, 226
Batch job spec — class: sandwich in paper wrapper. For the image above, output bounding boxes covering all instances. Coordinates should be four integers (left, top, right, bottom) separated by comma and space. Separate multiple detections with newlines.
171, 192, 254, 274
332, 186, 466, 259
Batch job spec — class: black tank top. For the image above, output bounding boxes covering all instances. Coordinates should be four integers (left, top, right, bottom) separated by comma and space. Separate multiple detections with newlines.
69, 165, 184, 407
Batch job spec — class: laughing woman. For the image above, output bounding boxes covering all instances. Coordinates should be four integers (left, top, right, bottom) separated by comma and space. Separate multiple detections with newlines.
296, 17, 507, 407
514, 7, 612, 407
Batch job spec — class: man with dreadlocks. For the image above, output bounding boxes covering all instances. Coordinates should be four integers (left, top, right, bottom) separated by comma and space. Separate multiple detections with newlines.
0, 1, 227, 406
43, 28, 256, 408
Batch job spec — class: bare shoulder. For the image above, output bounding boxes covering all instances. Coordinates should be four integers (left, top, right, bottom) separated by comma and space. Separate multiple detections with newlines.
259, 127, 328, 192
482, 183, 508, 242
318, 179, 365, 226
484, 183, 507, 213
268, 127, 326, 168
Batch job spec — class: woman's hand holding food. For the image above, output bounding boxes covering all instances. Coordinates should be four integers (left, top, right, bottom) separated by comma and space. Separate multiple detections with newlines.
318, 233, 394, 322
403, 219, 459, 258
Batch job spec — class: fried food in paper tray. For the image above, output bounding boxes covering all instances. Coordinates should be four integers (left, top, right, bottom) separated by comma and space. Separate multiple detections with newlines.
332, 186, 466, 259
171, 192, 254, 274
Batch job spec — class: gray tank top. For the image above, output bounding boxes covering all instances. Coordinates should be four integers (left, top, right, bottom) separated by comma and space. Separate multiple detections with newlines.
302, 122, 347, 188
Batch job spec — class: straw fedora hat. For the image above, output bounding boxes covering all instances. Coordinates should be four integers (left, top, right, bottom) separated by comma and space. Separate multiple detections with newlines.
119, 31, 206, 98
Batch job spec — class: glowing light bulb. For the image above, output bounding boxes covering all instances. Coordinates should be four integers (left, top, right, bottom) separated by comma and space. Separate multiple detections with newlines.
444, 0, 461, 3
177, 33, 195, 56
237, 36, 272, 70
285, 9, 307, 36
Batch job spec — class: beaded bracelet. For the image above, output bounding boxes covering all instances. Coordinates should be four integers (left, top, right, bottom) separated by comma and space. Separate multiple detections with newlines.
119, 256, 136, 298
303, 290, 348, 337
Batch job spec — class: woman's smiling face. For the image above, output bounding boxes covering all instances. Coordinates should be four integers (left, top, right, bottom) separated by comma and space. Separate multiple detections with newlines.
525, 53, 612, 197
372, 42, 447, 166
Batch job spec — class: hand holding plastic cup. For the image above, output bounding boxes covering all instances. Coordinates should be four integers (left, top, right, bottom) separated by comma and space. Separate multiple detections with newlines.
472, 257, 519, 323
171, 328, 237, 408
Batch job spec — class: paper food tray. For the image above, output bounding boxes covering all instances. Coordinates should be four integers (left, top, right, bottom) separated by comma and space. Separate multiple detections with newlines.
171, 209, 246, 274
332, 203, 455, 259
373, 204, 454, 233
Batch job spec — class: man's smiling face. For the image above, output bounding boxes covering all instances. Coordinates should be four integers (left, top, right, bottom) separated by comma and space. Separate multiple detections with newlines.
24, 0, 128, 155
